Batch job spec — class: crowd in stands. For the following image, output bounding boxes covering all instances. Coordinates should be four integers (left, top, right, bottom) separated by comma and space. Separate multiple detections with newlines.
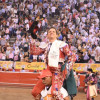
0, 0, 100, 65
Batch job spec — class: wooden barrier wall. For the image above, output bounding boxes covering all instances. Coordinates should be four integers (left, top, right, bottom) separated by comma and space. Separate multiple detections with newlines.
79, 75, 85, 87
0, 72, 85, 88
0, 72, 39, 87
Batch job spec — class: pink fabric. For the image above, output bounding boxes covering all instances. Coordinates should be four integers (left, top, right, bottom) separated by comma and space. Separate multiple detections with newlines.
14, 55, 18, 60
50, 67, 64, 100
87, 86, 91, 100
0, 53, 3, 59
9, 53, 14, 59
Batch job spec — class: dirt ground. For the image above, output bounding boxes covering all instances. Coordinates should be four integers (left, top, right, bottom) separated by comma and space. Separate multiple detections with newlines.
0, 86, 100, 100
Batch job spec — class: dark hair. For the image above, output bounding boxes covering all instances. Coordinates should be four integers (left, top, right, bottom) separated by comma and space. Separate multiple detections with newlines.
87, 68, 93, 73
47, 27, 57, 35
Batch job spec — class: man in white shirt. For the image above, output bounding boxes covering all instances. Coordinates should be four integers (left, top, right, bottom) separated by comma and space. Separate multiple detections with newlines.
32, 27, 76, 100
35, 69, 69, 100
95, 44, 100, 63
51, 5, 56, 18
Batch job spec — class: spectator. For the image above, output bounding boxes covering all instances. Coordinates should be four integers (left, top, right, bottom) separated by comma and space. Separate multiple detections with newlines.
0, 50, 3, 60
12, 67, 15, 72
0, 0, 99, 64
14, 54, 20, 61
20, 51, 24, 62
8, 48, 14, 61
2, 51, 6, 61
36, 69, 69, 100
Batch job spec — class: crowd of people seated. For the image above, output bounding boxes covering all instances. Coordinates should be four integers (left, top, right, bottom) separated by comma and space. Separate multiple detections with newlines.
0, 0, 100, 65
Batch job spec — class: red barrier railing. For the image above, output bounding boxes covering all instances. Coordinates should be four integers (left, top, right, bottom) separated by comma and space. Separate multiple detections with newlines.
0, 72, 40, 87
79, 75, 85, 87
0, 71, 85, 88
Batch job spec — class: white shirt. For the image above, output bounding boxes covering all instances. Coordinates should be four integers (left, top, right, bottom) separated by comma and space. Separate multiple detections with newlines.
42, 20, 45, 26
41, 86, 68, 99
95, 46, 100, 54
51, 6, 56, 13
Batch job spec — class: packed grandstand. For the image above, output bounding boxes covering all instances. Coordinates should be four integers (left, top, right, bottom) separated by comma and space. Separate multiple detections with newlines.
0, 0, 100, 68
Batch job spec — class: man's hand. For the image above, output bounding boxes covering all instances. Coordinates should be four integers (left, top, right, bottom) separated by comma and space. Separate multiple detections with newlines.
51, 97, 56, 100
64, 96, 69, 100
35, 94, 41, 100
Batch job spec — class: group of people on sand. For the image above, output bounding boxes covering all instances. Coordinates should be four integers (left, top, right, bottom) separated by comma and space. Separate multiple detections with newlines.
31, 27, 99, 100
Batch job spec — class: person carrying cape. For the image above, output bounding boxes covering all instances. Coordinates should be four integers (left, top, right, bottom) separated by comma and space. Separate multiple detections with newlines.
31, 27, 76, 100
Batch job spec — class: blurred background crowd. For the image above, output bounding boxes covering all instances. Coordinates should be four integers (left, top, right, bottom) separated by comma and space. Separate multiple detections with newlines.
0, 0, 100, 63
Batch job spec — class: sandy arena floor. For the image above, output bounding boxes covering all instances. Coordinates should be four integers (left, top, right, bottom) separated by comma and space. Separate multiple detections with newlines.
0, 86, 100, 100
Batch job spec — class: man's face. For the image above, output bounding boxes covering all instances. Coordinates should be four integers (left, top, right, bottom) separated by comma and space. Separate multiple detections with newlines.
47, 28, 57, 41
87, 71, 91, 74
42, 76, 52, 86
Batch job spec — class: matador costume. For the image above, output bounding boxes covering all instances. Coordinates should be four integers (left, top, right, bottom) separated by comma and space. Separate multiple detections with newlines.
31, 40, 76, 100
